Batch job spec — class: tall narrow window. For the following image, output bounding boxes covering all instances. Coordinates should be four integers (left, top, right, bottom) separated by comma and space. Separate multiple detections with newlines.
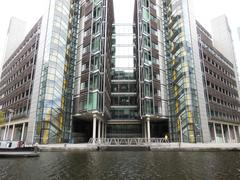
144, 66, 152, 80
92, 36, 101, 52
143, 35, 150, 48
93, 4, 101, 19
91, 53, 101, 71
142, 21, 150, 34
142, 0, 149, 8
143, 50, 151, 62
93, 20, 101, 34
144, 83, 152, 97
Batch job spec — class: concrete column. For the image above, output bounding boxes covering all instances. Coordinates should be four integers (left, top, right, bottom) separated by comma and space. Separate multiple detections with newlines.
98, 120, 101, 139
233, 126, 237, 143
101, 122, 105, 138
213, 122, 217, 143
221, 124, 225, 143
5, 125, 10, 140
147, 118, 151, 140
238, 126, 240, 143
92, 116, 97, 143
228, 125, 232, 143
10, 124, 15, 141
21, 123, 25, 141
144, 122, 147, 139
3, 126, 7, 140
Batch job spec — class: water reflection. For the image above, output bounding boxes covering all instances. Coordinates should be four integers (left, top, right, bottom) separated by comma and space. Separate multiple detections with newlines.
0, 151, 240, 180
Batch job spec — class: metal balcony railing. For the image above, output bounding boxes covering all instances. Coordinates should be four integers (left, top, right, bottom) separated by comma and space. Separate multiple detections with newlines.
88, 138, 169, 146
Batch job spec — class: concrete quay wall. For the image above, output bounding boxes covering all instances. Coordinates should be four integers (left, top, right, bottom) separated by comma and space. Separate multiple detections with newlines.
38, 143, 240, 152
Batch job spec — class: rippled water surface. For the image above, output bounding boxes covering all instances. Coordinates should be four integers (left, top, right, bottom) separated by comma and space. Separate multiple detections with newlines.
0, 151, 240, 180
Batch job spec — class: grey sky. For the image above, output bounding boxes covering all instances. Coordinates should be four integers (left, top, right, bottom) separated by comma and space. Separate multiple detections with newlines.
0, 0, 239, 70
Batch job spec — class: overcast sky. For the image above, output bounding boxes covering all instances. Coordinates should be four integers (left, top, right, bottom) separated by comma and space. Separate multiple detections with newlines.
0, 0, 239, 71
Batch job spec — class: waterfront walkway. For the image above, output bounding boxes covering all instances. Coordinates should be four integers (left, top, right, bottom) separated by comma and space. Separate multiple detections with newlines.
37, 138, 240, 152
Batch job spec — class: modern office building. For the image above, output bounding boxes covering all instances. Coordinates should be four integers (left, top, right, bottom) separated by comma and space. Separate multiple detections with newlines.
28, 0, 81, 144
163, 0, 210, 143
0, 0, 239, 144
0, 19, 41, 141
211, 15, 236, 64
2, 17, 26, 62
197, 22, 240, 143
133, 0, 168, 140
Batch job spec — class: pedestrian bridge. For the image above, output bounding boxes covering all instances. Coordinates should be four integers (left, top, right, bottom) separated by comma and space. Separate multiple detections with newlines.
88, 138, 169, 146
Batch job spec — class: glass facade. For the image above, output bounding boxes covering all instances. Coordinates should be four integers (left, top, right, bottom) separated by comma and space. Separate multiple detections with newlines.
111, 24, 138, 120
23, 0, 239, 143
163, 0, 202, 142
35, 0, 80, 144
134, 0, 163, 118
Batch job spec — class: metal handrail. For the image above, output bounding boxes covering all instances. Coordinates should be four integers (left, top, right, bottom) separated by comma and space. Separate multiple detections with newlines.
88, 138, 169, 146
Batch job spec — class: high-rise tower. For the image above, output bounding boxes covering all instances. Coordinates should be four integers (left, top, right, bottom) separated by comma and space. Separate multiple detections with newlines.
163, 0, 210, 143
71, 0, 114, 142
0, 0, 239, 144
133, 0, 168, 139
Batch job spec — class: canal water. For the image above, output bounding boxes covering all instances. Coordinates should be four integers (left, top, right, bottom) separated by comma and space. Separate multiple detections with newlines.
0, 151, 240, 180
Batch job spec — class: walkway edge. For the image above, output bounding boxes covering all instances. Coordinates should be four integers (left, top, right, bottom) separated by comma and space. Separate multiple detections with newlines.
38, 143, 240, 152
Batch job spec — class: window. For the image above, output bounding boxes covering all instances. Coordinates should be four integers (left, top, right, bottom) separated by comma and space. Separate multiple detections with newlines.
142, 0, 149, 8
142, 21, 150, 34
91, 53, 101, 71
144, 66, 152, 80
142, 8, 150, 21
80, 82, 88, 90
92, 36, 101, 52
94, 0, 101, 4
144, 99, 153, 114
143, 35, 150, 48
88, 92, 99, 110
143, 50, 151, 62
93, 20, 101, 34
90, 73, 100, 90
144, 83, 152, 97
93, 5, 101, 19
80, 100, 87, 110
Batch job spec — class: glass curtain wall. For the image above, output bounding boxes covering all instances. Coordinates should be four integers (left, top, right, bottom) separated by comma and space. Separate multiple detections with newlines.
135, 0, 163, 118
35, 0, 80, 144
163, 0, 203, 143
111, 24, 137, 120
85, 0, 113, 116
139, 0, 154, 116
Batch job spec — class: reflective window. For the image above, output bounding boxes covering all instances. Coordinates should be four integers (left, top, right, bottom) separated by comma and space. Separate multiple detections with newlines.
88, 92, 98, 110
144, 99, 153, 114
90, 73, 100, 90
111, 109, 138, 119
93, 20, 101, 34
142, 21, 150, 34
91, 53, 102, 71
143, 35, 150, 48
142, 8, 150, 21
142, 0, 149, 8
144, 66, 152, 80
93, 4, 101, 19
144, 83, 152, 97
92, 36, 101, 52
